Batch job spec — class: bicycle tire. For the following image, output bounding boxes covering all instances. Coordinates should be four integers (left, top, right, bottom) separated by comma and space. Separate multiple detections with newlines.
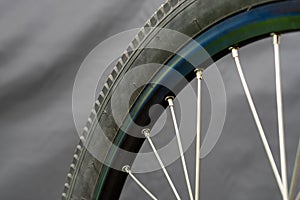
62, 0, 300, 199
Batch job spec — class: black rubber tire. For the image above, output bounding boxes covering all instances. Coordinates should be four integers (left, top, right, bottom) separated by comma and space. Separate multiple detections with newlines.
62, 0, 287, 199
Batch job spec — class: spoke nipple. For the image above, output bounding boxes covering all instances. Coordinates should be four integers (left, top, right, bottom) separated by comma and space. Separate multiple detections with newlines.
165, 96, 175, 106
229, 46, 238, 50
230, 47, 239, 58
122, 165, 131, 173
141, 128, 151, 137
272, 33, 280, 44
194, 68, 204, 80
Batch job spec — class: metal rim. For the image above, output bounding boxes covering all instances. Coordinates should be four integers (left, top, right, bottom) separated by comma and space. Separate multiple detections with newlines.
94, 1, 300, 199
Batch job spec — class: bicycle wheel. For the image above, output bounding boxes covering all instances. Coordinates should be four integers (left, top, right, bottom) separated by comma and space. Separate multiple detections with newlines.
62, 0, 300, 199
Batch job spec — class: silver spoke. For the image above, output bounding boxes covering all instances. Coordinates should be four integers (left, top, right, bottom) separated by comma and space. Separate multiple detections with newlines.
123, 165, 158, 200
273, 34, 289, 200
296, 191, 300, 200
166, 97, 194, 200
231, 47, 285, 199
142, 129, 181, 200
289, 139, 300, 200
195, 68, 203, 200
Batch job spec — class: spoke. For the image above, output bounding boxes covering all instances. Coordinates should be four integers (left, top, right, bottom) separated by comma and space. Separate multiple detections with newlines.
273, 34, 289, 200
194, 68, 203, 200
142, 129, 181, 200
296, 191, 300, 200
231, 47, 286, 199
166, 97, 194, 200
123, 165, 158, 200
289, 139, 300, 200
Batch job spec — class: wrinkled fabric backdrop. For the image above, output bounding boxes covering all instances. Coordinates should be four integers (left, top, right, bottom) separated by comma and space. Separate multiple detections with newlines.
0, 0, 162, 199
0, 0, 299, 200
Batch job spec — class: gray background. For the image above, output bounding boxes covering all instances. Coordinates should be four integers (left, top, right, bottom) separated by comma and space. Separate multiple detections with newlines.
0, 0, 162, 199
0, 0, 299, 200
